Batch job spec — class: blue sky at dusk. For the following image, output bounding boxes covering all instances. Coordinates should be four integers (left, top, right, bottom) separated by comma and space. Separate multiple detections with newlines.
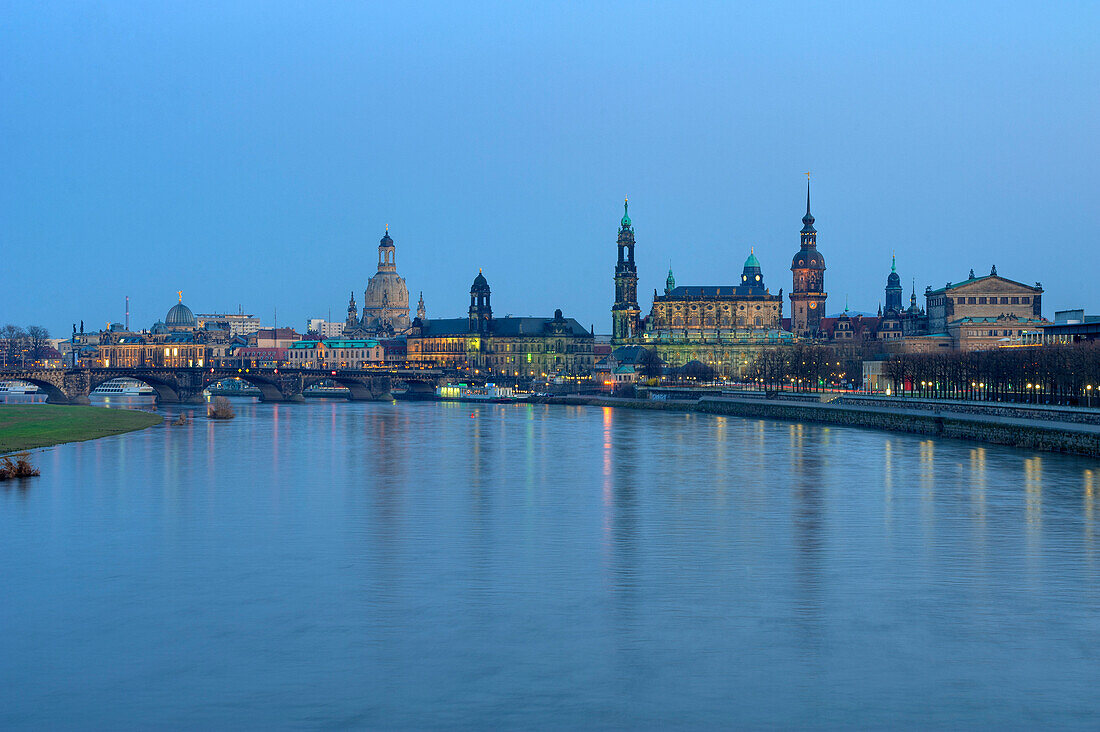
2, 2, 1097, 336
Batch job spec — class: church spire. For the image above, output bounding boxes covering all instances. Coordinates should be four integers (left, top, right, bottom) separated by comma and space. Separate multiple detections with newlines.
621, 196, 631, 228
801, 174, 816, 234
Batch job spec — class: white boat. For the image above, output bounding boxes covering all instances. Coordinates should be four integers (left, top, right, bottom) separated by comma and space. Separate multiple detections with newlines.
0, 380, 39, 395
436, 383, 516, 402
92, 378, 156, 397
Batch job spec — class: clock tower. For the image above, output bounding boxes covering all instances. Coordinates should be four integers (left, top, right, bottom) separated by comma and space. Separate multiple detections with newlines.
789, 177, 827, 335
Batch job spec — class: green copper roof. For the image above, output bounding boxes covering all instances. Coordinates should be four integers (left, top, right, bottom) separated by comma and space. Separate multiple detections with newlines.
621, 197, 631, 227
744, 249, 760, 268
891, 254, 896, 273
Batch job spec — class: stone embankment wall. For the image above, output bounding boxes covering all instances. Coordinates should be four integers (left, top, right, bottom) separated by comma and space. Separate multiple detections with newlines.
836, 395, 1100, 426
546, 395, 1100, 458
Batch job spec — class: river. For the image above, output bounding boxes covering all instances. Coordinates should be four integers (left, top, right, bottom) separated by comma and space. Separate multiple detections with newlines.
1, 398, 1099, 729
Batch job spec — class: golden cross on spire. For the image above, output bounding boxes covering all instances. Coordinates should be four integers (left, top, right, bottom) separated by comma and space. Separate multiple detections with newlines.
805, 171, 811, 180
177, 290, 183, 303
385, 223, 388, 233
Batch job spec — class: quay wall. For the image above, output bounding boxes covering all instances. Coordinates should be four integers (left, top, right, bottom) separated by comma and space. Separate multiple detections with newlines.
548, 395, 1100, 458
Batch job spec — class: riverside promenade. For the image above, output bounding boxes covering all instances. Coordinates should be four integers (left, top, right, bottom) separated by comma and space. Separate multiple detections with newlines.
544, 392, 1100, 458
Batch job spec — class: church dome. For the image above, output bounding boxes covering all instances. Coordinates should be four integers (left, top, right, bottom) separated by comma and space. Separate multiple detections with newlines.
165, 300, 196, 328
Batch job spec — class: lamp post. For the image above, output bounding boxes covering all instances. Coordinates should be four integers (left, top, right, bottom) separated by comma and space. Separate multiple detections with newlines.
1087, 384, 1093, 408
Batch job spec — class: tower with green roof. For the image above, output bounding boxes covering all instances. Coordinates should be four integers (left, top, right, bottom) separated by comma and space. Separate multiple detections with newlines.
612, 197, 640, 343
885, 254, 903, 313
741, 248, 765, 288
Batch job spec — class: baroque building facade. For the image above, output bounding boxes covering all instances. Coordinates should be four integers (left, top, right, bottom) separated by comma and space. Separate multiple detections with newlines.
609, 193, 804, 378
407, 272, 595, 378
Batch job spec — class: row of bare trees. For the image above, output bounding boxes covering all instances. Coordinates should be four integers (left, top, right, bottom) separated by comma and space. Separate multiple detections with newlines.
880, 342, 1100, 404
1, 324, 52, 366
746, 343, 873, 391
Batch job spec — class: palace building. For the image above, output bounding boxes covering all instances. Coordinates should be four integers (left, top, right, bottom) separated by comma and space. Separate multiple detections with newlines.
407, 271, 595, 378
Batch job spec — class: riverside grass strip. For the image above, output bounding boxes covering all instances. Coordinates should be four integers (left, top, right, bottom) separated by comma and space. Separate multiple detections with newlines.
0, 405, 162, 454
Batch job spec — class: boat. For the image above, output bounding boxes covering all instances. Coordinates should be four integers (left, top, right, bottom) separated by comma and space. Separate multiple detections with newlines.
91, 378, 156, 397
436, 383, 517, 403
0, 380, 40, 395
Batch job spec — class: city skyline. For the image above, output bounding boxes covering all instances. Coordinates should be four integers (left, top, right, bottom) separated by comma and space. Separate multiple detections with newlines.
3, 2, 1097, 335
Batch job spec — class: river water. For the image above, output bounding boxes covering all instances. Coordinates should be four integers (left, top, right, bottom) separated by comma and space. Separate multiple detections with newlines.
2, 399, 1099, 729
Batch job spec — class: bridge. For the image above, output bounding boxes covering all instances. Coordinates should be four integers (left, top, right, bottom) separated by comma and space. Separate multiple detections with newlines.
0, 366, 448, 404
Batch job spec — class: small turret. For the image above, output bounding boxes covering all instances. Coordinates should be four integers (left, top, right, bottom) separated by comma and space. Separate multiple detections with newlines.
741, 248, 764, 288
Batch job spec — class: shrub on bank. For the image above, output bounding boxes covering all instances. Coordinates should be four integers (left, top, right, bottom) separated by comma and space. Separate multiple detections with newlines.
0, 452, 39, 480
207, 397, 235, 420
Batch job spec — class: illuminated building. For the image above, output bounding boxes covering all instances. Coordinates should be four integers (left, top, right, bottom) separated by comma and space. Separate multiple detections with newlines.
287, 339, 384, 369
610, 197, 793, 377
407, 272, 595, 378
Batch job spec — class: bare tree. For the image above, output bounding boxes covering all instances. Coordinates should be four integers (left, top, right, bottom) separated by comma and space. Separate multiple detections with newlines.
637, 348, 664, 380
25, 325, 49, 361
1, 325, 27, 366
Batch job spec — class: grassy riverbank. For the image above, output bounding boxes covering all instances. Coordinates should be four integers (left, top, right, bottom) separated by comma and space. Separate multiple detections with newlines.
0, 405, 162, 454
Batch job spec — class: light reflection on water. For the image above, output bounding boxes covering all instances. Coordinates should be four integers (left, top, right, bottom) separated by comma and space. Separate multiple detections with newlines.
1, 400, 1100, 729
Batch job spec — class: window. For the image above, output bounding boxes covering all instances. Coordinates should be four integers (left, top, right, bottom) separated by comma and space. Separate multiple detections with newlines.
1001, 297, 1009, 304
978, 297, 987, 304
968, 297, 976, 304
1011, 297, 1019, 304
1022, 297, 1030, 304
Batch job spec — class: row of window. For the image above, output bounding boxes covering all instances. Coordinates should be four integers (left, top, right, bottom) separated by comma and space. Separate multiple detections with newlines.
932, 295, 1032, 307
962, 296, 1030, 305
659, 303, 775, 312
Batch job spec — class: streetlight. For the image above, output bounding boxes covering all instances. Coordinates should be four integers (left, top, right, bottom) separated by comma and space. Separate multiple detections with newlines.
1087, 384, 1093, 408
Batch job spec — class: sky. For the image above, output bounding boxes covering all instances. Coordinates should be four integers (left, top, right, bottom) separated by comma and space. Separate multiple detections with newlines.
2, 1, 1098, 337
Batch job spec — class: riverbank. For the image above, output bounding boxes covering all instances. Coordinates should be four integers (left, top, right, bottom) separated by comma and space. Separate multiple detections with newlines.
0, 405, 163, 454
544, 394, 1100, 458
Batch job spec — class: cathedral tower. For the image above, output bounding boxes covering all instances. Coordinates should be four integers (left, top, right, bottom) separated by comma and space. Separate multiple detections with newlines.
611, 197, 640, 343
885, 255, 903, 313
789, 177, 827, 335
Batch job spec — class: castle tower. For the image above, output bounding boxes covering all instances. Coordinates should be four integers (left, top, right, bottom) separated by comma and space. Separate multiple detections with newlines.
611, 197, 640, 343
665, 265, 675, 295
885, 254, 903, 313
416, 291, 426, 320
469, 270, 493, 334
789, 176, 827, 335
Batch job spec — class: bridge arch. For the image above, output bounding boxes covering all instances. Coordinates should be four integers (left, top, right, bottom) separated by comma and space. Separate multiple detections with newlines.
2, 377, 72, 405
302, 375, 380, 401
202, 373, 290, 403
89, 373, 181, 403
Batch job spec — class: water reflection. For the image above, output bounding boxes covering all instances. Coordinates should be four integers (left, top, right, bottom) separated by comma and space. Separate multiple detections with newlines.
2, 401, 1100, 728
